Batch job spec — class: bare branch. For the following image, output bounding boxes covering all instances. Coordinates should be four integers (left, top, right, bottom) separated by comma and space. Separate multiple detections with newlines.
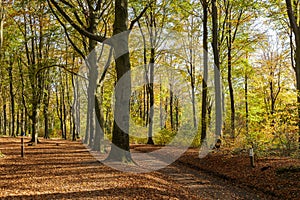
129, 2, 153, 30
36, 64, 88, 80
48, 0, 86, 59
48, 0, 107, 42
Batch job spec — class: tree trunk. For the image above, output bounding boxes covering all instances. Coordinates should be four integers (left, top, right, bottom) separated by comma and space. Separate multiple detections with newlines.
20, 108, 24, 135
8, 65, 15, 137
3, 104, 6, 135
55, 83, 64, 139
175, 97, 179, 131
16, 109, 19, 136
297, 46, 300, 148
93, 94, 105, 152
170, 85, 174, 131
87, 48, 98, 147
245, 67, 249, 135
147, 48, 155, 145
72, 75, 78, 141
106, 0, 133, 163
227, 35, 235, 139
201, 0, 208, 143
212, 0, 222, 138
160, 80, 164, 129
295, 46, 300, 148
30, 109, 38, 144
43, 86, 50, 139
44, 107, 49, 139
226, 8, 235, 138
164, 97, 168, 129
285, 0, 300, 148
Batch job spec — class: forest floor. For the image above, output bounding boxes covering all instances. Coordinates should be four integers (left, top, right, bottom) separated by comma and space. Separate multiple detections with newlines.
0, 137, 299, 199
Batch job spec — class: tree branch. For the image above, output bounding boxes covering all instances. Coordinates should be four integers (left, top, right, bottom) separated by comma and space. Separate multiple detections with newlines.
129, 2, 153, 30
286, 0, 300, 42
36, 64, 88, 80
48, 0, 107, 42
48, 0, 86, 59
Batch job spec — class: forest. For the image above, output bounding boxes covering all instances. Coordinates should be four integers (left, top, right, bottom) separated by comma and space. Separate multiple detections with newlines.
0, 0, 300, 166
0, 0, 300, 199
1, 0, 298, 157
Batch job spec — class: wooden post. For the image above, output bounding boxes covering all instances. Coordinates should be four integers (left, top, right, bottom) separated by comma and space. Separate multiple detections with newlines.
249, 148, 255, 168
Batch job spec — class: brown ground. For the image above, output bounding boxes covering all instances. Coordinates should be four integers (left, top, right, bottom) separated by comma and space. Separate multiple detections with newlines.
0, 137, 299, 199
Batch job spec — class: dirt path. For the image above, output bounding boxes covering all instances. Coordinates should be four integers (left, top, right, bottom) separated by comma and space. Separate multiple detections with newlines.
0, 137, 275, 199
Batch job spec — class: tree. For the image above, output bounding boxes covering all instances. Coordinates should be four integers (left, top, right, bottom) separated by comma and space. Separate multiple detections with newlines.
15, 1, 52, 144
48, 0, 111, 149
211, 0, 222, 139
200, 0, 209, 143
49, 0, 149, 162
285, 0, 300, 148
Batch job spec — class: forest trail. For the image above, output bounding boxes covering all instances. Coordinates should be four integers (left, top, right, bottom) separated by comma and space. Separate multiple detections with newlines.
0, 137, 282, 199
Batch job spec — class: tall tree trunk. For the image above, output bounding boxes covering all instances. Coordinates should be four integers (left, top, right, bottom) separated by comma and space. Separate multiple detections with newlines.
147, 48, 155, 145
245, 66, 249, 135
75, 78, 80, 139
191, 73, 197, 129
20, 108, 24, 135
56, 84, 64, 139
201, 0, 208, 143
143, 85, 147, 126
175, 97, 179, 131
30, 109, 38, 144
86, 22, 98, 146
164, 97, 168, 129
297, 46, 300, 148
106, 0, 132, 163
3, 104, 6, 135
93, 93, 105, 152
8, 64, 15, 137
24, 110, 28, 135
44, 107, 49, 139
43, 81, 50, 139
188, 17, 197, 129
16, 109, 19, 136
160, 80, 164, 129
227, 31, 235, 139
72, 75, 78, 141
226, 7, 235, 138
0, 0, 4, 50
212, 0, 222, 139
170, 85, 174, 130
285, 0, 300, 148
87, 48, 98, 147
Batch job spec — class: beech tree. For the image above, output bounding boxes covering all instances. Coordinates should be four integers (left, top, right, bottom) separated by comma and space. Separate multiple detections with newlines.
285, 0, 300, 148
211, 0, 222, 139
49, 0, 149, 162
200, 0, 209, 143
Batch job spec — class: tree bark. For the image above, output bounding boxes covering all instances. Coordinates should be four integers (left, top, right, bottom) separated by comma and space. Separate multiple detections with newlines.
85, 6, 98, 147
212, 0, 222, 138
106, 0, 133, 163
227, 19, 235, 138
3, 104, 6, 135
147, 48, 155, 145
285, 0, 300, 148
43, 86, 50, 139
170, 84, 174, 131
201, 0, 208, 143
245, 65, 249, 135
93, 93, 105, 152
8, 63, 15, 137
